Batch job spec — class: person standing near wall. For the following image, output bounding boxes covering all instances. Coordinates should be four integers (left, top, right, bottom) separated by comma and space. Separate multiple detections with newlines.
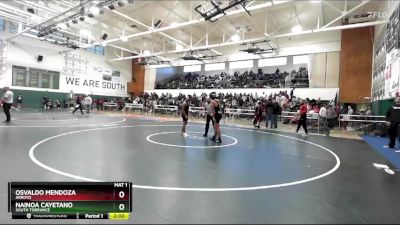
84, 94, 92, 116
385, 97, 400, 149
290, 88, 295, 101
253, 101, 263, 128
326, 105, 336, 129
265, 98, 273, 128
55, 99, 61, 110
16, 94, 23, 109
346, 105, 354, 130
296, 99, 308, 136
1, 87, 13, 123
180, 98, 189, 137
319, 104, 327, 131
72, 95, 84, 115
42, 96, 49, 110
271, 99, 280, 129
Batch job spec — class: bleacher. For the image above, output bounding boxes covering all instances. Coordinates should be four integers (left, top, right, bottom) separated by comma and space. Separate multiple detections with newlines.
103, 102, 118, 110
189, 107, 205, 117
124, 103, 144, 112
154, 105, 178, 114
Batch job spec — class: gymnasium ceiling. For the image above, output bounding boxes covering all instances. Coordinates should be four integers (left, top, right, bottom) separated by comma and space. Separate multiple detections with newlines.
0, 0, 388, 64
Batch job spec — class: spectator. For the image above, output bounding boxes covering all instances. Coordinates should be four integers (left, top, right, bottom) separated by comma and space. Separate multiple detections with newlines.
46, 99, 54, 110
279, 94, 287, 108
97, 98, 104, 111
319, 105, 327, 129
42, 96, 49, 109
1, 86, 13, 122
265, 99, 273, 128
16, 94, 23, 109
386, 97, 400, 149
296, 100, 309, 135
72, 95, 84, 115
290, 88, 295, 100
55, 100, 61, 110
253, 101, 263, 128
347, 105, 354, 130
326, 105, 336, 129
312, 105, 320, 113
117, 98, 125, 111
271, 99, 280, 129
365, 108, 372, 116
84, 95, 93, 115
156, 67, 309, 89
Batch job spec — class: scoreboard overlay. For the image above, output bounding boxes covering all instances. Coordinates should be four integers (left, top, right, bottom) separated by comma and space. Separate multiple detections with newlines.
8, 182, 132, 220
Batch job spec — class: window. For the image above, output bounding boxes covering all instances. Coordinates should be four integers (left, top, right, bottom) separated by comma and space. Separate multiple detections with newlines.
41, 73, 51, 88
293, 55, 309, 65
0, 17, 5, 31
229, 60, 253, 69
205, 63, 225, 71
12, 65, 60, 89
29, 69, 40, 87
85, 45, 104, 55
51, 72, 60, 89
9, 22, 25, 34
86, 46, 96, 53
13, 66, 27, 87
258, 57, 287, 67
184, 64, 202, 72
9, 21, 18, 34
95, 46, 104, 55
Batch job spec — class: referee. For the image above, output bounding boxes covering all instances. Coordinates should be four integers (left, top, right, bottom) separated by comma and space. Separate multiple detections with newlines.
203, 98, 214, 137
1, 86, 13, 123
386, 96, 400, 149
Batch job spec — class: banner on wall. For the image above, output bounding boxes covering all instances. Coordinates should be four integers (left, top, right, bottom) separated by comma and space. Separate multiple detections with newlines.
60, 70, 127, 95
0, 40, 7, 87
62, 75, 126, 92
385, 49, 400, 99
60, 58, 127, 95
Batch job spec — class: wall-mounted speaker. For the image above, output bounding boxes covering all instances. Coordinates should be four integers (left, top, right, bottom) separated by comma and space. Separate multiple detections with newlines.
101, 33, 108, 40
37, 55, 43, 62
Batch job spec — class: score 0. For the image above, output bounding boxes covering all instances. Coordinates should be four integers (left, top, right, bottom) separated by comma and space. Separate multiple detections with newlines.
115, 190, 128, 212
113, 182, 130, 201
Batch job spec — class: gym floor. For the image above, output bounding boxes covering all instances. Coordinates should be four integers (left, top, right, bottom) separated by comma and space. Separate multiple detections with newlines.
1, 110, 400, 224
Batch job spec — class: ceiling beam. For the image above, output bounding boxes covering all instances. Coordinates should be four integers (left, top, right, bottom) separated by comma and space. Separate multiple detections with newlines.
158, 1, 207, 46
322, 1, 343, 14
5, 0, 92, 41
108, 44, 138, 54
16, 0, 60, 14
0, 12, 32, 25
0, 0, 142, 56
102, 1, 292, 45
266, 19, 386, 39
0, 2, 42, 18
159, 1, 183, 25
321, 0, 370, 29
104, 7, 190, 47
319, 1, 324, 28
109, 19, 387, 62
103, 6, 223, 59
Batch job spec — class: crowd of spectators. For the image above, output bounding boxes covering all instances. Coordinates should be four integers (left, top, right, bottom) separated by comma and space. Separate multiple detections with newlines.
41, 90, 376, 132
123, 89, 336, 116
43, 90, 342, 119
156, 67, 309, 89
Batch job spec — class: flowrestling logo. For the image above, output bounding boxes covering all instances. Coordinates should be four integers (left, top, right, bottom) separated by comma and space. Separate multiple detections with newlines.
367, 11, 388, 19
